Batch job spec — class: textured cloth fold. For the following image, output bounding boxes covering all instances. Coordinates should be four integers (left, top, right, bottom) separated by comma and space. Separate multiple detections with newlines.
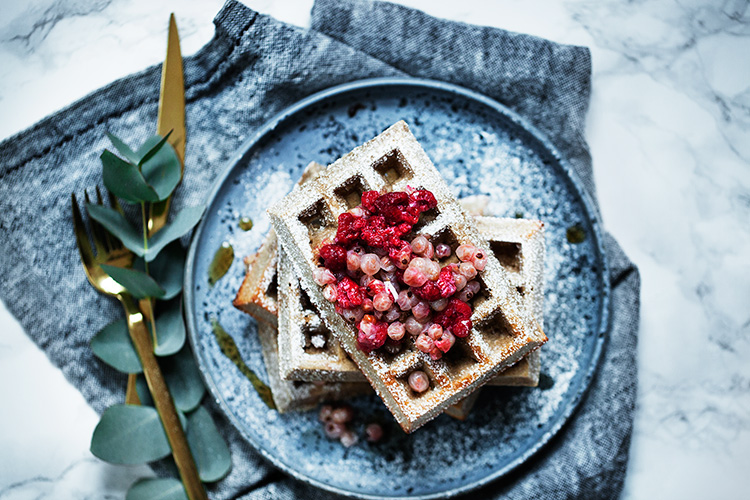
0, 1, 639, 498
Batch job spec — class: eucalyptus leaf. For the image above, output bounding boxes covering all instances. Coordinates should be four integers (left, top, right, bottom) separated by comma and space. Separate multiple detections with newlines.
101, 150, 160, 203
126, 478, 188, 500
186, 406, 232, 482
106, 132, 140, 164
136, 132, 171, 166
86, 203, 145, 257
100, 264, 166, 299
149, 241, 185, 299
90, 319, 142, 374
162, 343, 205, 412
135, 374, 154, 407
154, 297, 186, 356
90, 405, 170, 465
144, 206, 205, 262
138, 134, 181, 200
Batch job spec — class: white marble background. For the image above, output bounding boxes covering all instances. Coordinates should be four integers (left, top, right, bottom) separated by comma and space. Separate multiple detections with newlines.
1, 0, 748, 498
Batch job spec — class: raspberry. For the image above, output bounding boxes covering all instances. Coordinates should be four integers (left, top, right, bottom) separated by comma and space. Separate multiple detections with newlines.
408, 189, 437, 212
412, 279, 442, 301
435, 298, 472, 330
451, 318, 472, 338
337, 277, 365, 308
436, 266, 457, 298
335, 212, 366, 245
374, 191, 409, 212
357, 319, 388, 352
319, 244, 347, 271
361, 191, 380, 213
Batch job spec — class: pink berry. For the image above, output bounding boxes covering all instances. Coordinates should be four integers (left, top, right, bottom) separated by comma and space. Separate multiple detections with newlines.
408, 370, 430, 392
342, 307, 365, 324
456, 244, 477, 262
425, 260, 440, 281
373, 292, 393, 312
403, 266, 428, 287
415, 333, 434, 353
392, 245, 412, 269
465, 280, 481, 296
346, 250, 361, 272
409, 257, 430, 275
453, 272, 467, 291
421, 241, 435, 259
331, 405, 354, 424
471, 252, 487, 271
434, 329, 456, 353
427, 323, 443, 340
340, 430, 359, 447
380, 256, 396, 272
405, 316, 423, 336
323, 284, 337, 302
429, 346, 443, 360
410, 235, 429, 254
430, 298, 449, 311
435, 243, 451, 258
384, 306, 401, 323
362, 298, 374, 312
412, 301, 431, 321
387, 321, 405, 341
397, 290, 414, 310
365, 423, 384, 443
313, 267, 336, 286
319, 404, 334, 422
361, 253, 381, 275
458, 262, 477, 280
324, 421, 345, 439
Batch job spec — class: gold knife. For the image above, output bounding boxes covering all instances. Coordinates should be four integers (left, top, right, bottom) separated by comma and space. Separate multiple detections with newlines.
127, 12, 187, 405
125, 15, 205, 500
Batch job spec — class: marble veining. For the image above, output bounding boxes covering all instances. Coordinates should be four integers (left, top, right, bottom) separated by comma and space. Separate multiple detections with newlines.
0, 0, 748, 499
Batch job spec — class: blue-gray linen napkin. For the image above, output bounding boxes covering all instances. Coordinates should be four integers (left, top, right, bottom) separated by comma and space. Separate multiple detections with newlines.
0, 1, 639, 499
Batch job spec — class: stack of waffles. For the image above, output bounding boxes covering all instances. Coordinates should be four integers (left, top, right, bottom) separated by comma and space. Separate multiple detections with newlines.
234, 121, 547, 432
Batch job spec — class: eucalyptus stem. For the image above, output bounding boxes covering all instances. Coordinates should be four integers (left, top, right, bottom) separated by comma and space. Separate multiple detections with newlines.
140, 201, 157, 346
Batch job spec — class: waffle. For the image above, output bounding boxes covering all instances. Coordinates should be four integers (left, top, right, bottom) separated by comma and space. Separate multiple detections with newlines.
278, 216, 545, 387
255, 321, 370, 412
442, 390, 482, 421
233, 162, 326, 325
268, 121, 547, 432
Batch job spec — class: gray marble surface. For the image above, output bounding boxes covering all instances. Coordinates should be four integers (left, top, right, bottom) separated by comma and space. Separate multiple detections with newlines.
0, 0, 748, 498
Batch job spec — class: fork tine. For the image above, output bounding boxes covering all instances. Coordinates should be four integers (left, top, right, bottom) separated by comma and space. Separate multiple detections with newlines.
71, 193, 95, 268
85, 189, 109, 256
108, 189, 124, 214
95, 186, 117, 252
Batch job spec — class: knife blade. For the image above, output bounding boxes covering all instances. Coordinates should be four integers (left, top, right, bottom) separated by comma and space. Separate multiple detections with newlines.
149, 12, 186, 235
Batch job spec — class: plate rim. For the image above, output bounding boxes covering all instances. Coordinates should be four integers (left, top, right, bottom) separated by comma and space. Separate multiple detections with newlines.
184, 76, 611, 499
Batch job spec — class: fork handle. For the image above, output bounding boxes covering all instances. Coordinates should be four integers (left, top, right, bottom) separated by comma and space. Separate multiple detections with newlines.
119, 294, 207, 500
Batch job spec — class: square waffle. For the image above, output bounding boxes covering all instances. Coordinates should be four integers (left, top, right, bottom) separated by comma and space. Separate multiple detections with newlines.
278, 216, 546, 387
268, 121, 547, 432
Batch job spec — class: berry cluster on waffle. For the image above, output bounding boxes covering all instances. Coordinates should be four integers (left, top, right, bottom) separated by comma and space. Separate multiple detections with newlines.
266, 121, 547, 433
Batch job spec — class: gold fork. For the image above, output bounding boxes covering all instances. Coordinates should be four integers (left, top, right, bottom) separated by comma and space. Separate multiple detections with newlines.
72, 189, 207, 500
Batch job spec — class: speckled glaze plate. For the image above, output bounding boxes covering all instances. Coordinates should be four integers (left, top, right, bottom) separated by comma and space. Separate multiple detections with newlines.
184, 78, 610, 499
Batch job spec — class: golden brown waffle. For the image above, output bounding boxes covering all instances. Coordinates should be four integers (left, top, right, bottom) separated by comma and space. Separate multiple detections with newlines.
442, 390, 482, 421
255, 321, 370, 412
268, 121, 547, 432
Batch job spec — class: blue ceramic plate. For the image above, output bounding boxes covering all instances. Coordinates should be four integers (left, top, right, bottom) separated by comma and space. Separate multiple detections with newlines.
184, 78, 610, 499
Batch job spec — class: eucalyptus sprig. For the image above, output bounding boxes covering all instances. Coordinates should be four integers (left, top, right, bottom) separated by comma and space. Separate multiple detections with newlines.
87, 132, 231, 500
